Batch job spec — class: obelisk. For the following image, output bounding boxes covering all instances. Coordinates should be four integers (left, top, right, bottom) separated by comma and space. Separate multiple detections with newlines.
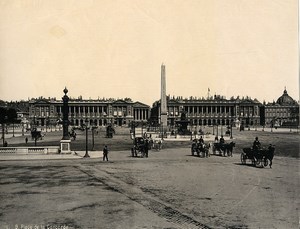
160, 64, 168, 130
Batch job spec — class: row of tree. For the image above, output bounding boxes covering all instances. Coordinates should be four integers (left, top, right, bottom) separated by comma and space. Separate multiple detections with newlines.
0, 107, 18, 125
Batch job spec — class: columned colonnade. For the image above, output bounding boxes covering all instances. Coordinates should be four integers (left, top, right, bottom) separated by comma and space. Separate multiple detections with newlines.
29, 99, 150, 127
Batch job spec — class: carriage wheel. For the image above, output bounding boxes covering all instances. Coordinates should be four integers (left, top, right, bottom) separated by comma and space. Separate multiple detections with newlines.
263, 159, 268, 167
240, 153, 246, 164
131, 148, 134, 157
256, 159, 262, 167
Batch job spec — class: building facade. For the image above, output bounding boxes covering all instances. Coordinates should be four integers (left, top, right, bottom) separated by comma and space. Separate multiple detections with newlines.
150, 95, 261, 128
28, 97, 150, 128
263, 89, 299, 127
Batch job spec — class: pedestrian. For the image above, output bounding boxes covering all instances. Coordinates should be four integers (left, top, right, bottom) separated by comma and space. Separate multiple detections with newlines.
25, 137, 28, 144
144, 138, 149, 158
103, 145, 109, 161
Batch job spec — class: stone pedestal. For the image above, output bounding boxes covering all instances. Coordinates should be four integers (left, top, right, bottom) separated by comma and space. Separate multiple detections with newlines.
60, 139, 71, 154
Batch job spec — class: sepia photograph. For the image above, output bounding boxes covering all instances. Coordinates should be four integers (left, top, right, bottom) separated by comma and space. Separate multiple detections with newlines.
0, 0, 299, 228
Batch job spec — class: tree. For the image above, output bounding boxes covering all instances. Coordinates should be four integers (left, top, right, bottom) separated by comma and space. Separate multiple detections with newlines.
0, 107, 17, 146
289, 106, 299, 126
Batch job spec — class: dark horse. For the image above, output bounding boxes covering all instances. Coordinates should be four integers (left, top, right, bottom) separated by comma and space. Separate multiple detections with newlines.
224, 142, 236, 157
213, 142, 235, 157
242, 145, 275, 168
261, 145, 275, 168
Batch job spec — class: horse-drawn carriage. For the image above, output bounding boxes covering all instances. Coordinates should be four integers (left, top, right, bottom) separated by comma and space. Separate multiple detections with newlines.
212, 142, 235, 157
191, 140, 210, 157
131, 137, 149, 158
241, 145, 275, 168
106, 124, 115, 138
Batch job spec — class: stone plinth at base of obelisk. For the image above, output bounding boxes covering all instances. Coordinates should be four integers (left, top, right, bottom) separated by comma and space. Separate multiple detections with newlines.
60, 139, 71, 154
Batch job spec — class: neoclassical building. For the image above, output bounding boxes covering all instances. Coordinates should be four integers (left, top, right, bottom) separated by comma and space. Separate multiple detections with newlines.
28, 97, 150, 128
263, 89, 299, 127
150, 95, 261, 128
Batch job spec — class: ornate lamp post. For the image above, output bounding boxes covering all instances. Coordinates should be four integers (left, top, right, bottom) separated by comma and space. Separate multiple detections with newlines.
60, 87, 71, 154
84, 118, 90, 158
45, 116, 49, 132
62, 87, 70, 140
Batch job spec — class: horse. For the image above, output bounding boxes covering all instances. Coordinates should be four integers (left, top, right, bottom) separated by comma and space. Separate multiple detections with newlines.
260, 145, 275, 168
131, 144, 147, 157
201, 142, 211, 157
223, 142, 235, 157
191, 142, 210, 157
242, 147, 256, 165
213, 143, 226, 156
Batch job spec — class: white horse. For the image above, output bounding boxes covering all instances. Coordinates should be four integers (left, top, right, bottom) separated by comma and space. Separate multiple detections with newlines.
153, 139, 163, 151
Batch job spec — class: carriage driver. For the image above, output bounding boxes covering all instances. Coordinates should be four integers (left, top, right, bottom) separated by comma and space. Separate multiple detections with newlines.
252, 137, 261, 161
253, 137, 261, 151
199, 136, 204, 144
198, 136, 205, 150
219, 135, 225, 144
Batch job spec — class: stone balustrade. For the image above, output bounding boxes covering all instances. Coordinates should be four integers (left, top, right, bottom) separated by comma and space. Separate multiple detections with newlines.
0, 146, 60, 155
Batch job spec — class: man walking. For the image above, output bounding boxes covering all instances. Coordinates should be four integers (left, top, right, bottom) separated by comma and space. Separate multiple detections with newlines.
103, 145, 109, 161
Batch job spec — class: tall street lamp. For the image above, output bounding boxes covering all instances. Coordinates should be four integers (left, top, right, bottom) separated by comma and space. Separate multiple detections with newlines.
92, 121, 97, 151
12, 121, 15, 137
84, 118, 90, 158
230, 122, 233, 139
221, 124, 223, 136
2, 115, 8, 146
21, 119, 25, 136
161, 122, 164, 140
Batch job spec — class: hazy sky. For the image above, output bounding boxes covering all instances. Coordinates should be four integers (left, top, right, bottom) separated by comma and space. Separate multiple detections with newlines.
0, 0, 298, 105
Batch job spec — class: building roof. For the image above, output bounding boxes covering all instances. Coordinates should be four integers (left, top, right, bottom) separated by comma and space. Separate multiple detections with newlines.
276, 89, 297, 106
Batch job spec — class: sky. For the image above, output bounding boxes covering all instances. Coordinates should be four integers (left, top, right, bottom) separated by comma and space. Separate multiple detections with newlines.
0, 0, 299, 106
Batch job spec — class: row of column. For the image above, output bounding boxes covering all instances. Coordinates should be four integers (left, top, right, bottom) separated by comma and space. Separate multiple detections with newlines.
71, 119, 108, 126
57, 106, 108, 115
166, 106, 235, 116
134, 109, 149, 120
239, 106, 257, 116
57, 106, 134, 117
185, 106, 234, 114
191, 118, 232, 126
